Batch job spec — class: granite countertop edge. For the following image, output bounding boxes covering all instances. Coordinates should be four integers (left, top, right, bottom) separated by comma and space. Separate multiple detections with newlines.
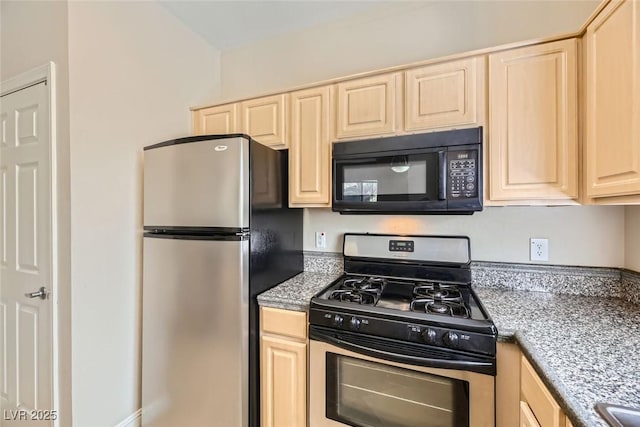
256, 271, 339, 312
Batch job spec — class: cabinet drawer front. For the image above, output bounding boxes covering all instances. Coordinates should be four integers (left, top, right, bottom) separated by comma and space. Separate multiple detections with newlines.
521, 356, 564, 427
405, 56, 485, 131
261, 307, 307, 340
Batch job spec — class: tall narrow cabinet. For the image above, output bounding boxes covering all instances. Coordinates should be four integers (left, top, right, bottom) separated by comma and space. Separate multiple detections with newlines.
585, 0, 640, 201
289, 86, 333, 206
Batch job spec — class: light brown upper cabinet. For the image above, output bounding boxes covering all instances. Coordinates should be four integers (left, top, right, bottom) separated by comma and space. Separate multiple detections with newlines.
488, 39, 578, 204
241, 94, 289, 149
289, 86, 333, 207
585, 0, 640, 201
335, 73, 401, 140
192, 103, 239, 135
405, 56, 486, 131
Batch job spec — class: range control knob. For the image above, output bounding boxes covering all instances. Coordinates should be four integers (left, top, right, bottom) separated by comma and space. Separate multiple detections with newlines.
423, 328, 437, 345
332, 315, 344, 328
349, 317, 362, 330
443, 331, 460, 348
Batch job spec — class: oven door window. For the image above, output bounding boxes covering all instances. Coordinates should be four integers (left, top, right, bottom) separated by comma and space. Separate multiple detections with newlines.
326, 353, 469, 427
334, 153, 440, 203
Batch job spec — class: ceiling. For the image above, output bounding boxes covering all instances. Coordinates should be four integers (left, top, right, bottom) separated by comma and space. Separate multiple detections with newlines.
159, 1, 391, 51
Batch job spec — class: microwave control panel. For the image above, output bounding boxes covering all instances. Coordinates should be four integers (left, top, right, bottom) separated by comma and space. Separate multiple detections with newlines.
448, 150, 478, 199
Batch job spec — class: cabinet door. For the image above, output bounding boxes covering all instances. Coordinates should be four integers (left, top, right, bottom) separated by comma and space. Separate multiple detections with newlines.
521, 356, 565, 427
335, 73, 400, 139
241, 94, 288, 149
261, 335, 307, 427
520, 402, 542, 427
488, 39, 578, 202
289, 86, 333, 206
192, 103, 238, 135
585, 0, 640, 199
405, 56, 485, 131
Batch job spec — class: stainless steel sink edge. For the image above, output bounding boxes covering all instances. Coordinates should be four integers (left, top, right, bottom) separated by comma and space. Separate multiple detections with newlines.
595, 402, 640, 427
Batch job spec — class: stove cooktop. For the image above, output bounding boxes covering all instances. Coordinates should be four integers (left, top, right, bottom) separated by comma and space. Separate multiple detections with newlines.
315, 274, 489, 323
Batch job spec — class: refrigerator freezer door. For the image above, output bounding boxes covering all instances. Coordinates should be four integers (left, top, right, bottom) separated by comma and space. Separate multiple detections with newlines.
143, 136, 250, 229
141, 235, 249, 427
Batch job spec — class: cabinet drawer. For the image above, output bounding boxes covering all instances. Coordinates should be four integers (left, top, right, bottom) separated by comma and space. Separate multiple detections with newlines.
521, 356, 564, 427
260, 307, 307, 340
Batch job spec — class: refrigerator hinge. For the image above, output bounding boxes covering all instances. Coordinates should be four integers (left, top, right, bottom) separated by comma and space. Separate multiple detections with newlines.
236, 231, 251, 238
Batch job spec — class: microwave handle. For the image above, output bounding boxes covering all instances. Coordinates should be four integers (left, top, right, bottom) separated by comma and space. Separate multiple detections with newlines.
438, 151, 447, 200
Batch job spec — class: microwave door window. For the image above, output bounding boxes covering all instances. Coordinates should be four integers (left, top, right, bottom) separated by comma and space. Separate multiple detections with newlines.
339, 154, 439, 202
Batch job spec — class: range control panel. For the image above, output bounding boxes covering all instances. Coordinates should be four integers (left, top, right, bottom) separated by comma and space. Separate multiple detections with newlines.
448, 150, 478, 199
389, 240, 414, 252
309, 308, 496, 357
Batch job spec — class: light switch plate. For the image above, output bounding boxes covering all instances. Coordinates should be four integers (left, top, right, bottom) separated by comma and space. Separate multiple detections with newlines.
315, 232, 326, 249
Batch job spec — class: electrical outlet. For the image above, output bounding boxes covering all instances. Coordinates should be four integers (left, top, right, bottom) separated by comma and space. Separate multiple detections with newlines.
530, 238, 549, 262
315, 232, 326, 249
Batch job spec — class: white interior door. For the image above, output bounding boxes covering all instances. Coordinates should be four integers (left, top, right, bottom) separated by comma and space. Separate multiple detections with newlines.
0, 82, 53, 426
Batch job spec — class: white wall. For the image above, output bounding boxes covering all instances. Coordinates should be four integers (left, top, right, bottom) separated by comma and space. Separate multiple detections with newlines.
220, 0, 599, 99
625, 206, 640, 271
1, 1, 73, 425
305, 207, 625, 267
67, 2, 220, 426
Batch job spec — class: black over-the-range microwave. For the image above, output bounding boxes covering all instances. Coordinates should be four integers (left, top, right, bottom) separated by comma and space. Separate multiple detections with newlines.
332, 127, 483, 214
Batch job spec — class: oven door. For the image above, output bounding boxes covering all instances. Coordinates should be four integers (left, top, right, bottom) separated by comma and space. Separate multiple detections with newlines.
309, 339, 495, 427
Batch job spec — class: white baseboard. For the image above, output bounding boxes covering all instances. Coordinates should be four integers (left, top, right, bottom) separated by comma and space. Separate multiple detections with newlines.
114, 409, 141, 427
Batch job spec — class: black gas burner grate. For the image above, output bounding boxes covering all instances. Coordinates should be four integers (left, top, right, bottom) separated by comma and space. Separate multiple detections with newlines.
410, 298, 470, 318
413, 283, 464, 303
328, 276, 385, 305
328, 289, 379, 305
342, 276, 386, 291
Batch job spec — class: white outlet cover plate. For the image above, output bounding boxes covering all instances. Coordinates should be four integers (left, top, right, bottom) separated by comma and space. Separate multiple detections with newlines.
530, 238, 549, 262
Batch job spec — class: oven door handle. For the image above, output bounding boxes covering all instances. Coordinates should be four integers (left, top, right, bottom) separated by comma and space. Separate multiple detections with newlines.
311, 331, 495, 375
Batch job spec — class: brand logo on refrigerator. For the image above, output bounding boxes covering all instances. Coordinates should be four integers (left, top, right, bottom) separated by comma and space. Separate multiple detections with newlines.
214, 145, 228, 152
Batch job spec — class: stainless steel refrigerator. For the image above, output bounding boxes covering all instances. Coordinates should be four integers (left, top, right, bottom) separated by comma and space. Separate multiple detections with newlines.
141, 134, 303, 427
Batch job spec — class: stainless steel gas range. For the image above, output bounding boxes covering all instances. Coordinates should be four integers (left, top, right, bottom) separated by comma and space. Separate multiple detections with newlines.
309, 233, 497, 427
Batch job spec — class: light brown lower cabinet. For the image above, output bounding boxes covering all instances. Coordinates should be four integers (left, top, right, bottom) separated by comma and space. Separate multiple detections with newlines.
260, 307, 307, 427
521, 401, 542, 427
498, 343, 574, 427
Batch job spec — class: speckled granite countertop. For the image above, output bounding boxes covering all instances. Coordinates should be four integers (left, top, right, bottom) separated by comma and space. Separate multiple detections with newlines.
257, 272, 339, 311
476, 287, 640, 427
